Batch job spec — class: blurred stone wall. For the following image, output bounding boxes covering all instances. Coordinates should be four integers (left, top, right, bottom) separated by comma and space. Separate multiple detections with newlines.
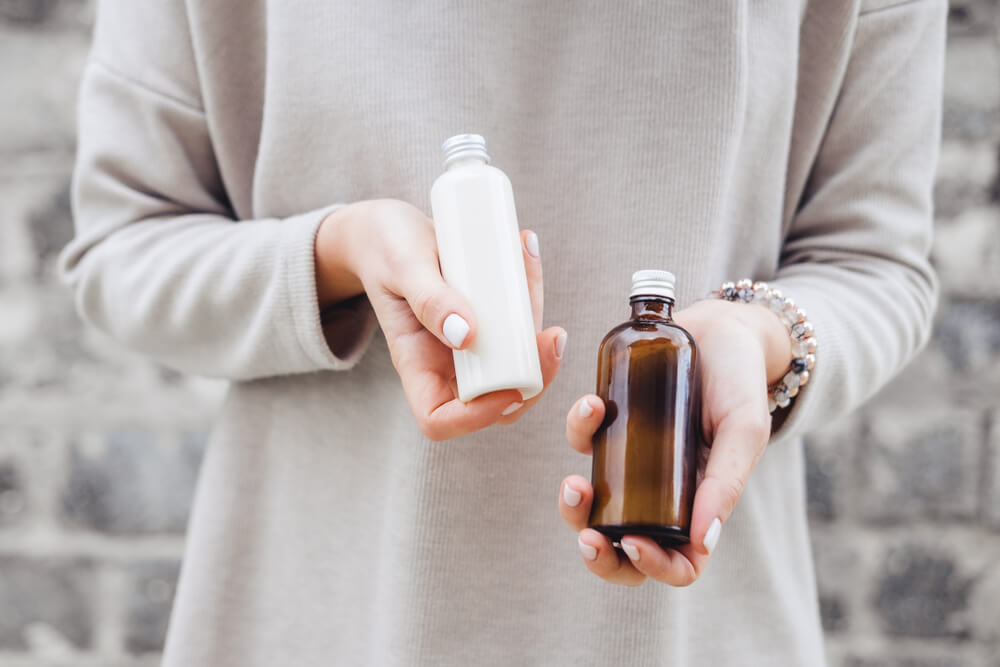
0, 1, 997, 665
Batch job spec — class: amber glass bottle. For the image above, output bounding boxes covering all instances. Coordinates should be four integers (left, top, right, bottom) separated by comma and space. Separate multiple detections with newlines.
589, 270, 701, 549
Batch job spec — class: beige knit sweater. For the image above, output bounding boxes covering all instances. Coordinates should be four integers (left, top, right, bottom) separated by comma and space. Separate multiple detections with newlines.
61, 1, 945, 665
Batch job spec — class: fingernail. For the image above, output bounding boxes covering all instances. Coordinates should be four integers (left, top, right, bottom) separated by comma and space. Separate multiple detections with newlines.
578, 398, 594, 419
554, 331, 567, 359
563, 484, 582, 507
621, 541, 640, 562
442, 313, 470, 348
578, 537, 597, 561
501, 401, 523, 416
525, 231, 540, 258
704, 517, 722, 555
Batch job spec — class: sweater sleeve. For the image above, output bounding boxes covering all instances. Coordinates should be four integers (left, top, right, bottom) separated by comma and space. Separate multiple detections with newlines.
59, 3, 377, 381
767, 0, 946, 444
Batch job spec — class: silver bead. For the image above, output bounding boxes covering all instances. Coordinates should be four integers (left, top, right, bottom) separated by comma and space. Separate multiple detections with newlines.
787, 383, 799, 398
799, 370, 810, 387
773, 388, 791, 408
792, 340, 816, 364
780, 309, 798, 327
783, 371, 801, 391
783, 298, 796, 312
791, 322, 809, 340
805, 353, 816, 370
753, 281, 768, 292
736, 278, 753, 289
769, 296, 786, 313
769, 289, 783, 301
795, 308, 808, 324
752, 287, 769, 304
721, 281, 736, 292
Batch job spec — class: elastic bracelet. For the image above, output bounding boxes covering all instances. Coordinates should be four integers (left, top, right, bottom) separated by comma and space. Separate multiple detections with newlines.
710, 279, 817, 414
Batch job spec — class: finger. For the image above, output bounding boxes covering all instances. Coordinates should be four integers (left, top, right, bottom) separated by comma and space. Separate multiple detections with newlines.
577, 529, 646, 587
689, 409, 771, 556
557, 475, 593, 531
392, 263, 478, 351
618, 536, 708, 587
495, 326, 566, 424
565, 395, 605, 455
521, 229, 543, 333
419, 385, 526, 441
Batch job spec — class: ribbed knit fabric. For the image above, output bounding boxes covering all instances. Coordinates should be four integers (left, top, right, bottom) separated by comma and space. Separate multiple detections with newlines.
61, 1, 946, 665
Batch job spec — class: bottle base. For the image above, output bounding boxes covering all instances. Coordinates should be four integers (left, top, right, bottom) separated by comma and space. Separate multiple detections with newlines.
591, 524, 690, 550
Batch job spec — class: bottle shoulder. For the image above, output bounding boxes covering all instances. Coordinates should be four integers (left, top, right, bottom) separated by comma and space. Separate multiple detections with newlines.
599, 319, 697, 352
432, 162, 509, 192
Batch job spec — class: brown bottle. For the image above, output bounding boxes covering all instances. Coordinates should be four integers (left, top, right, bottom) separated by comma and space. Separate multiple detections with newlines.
589, 270, 701, 549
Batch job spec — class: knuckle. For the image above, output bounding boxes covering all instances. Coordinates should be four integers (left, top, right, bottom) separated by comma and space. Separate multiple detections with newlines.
418, 418, 446, 442
721, 476, 746, 510
411, 288, 443, 327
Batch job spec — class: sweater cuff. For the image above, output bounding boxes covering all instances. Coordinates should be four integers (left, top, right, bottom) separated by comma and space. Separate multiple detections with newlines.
281, 205, 378, 372
763, 279, 849, 446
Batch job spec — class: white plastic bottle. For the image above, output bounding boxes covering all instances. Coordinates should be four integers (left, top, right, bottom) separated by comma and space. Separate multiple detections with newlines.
430, 134, 543, 402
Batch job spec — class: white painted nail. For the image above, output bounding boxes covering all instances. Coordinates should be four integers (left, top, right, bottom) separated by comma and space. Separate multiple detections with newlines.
442, 313, 470, 348
525, 231, 540, 258
704, 517, 722, 555
578, 537, 597, 561
621, 541, 640, 562
554, 330, 567, 359
501, 402, 523, 416
578, 399, 594, 419
563, 484, 582, 507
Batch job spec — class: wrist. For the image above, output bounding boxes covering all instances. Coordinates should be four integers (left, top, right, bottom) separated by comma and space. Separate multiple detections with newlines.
314, 203, 366, 309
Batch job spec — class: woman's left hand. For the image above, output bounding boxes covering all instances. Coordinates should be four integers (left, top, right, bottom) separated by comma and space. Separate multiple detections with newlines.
557, 298, 791, 586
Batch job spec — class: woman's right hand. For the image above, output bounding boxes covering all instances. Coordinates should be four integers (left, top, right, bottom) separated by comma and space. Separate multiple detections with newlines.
315, 199, 566, 441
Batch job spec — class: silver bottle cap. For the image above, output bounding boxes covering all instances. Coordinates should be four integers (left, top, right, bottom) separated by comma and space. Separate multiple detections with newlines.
630, 269, 676, 300
442, 133, 491, 168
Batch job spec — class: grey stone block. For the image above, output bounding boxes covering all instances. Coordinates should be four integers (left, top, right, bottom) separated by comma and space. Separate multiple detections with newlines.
933, 298, 1000, 375
947, 0, 1000, 38
0, 458, 26, 525
932, 207, 1000, 297
125, 560, 180, 654
858, 408, 982, 522
819, 595, 847, 634
28, 178, 74, 263
988, 414, 1000, 528
843, 657, 964, 667
60, 430, 206, 535
875, 545, 972, 639
0, 0, 59, 24
0, 557, 93, 650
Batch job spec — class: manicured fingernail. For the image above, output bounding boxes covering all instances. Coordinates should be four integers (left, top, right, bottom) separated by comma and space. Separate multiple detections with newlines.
704, 517, 722, 555
621, 541, 640, 562
578, 537, 597, 561
442, 313, 470, 348
501, 401, 523, 416
525, 231, 540, 258
578, 398, 594, 419
563, 484, 582, 507
554, 331, 567, 359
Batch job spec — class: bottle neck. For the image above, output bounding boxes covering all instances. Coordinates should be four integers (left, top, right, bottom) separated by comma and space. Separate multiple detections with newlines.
630, 297, 674, 322
446, 155, 488, 171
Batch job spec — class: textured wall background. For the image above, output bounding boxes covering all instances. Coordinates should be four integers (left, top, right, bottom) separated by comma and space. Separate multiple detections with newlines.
0, 1, 997, 665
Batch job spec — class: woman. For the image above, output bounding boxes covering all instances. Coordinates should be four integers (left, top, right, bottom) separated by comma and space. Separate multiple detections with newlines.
61, 1, 945, 664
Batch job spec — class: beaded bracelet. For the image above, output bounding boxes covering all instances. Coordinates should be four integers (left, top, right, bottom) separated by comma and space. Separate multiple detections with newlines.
711, 279, 817, 413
